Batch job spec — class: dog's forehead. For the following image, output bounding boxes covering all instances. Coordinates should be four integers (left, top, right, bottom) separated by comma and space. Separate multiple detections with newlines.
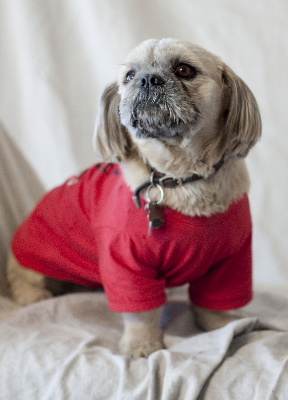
124, 39, 222, 75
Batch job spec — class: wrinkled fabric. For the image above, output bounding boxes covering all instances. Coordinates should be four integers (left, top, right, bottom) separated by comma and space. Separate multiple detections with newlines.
0, 291, 288, 400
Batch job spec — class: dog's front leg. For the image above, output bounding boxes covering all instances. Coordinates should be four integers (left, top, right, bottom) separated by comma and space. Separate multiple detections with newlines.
119, 307, 164, 358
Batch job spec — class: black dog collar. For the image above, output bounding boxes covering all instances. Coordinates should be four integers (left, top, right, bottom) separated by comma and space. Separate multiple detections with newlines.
132, 155, 226, 209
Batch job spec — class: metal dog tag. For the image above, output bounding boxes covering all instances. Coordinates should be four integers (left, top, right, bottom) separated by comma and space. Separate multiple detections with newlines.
145, 183, 165, 236
147, 202, 165, 236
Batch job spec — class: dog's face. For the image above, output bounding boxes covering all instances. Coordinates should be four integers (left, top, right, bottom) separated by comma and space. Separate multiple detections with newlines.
118, 38, 227, 142
96, 39, 261, 170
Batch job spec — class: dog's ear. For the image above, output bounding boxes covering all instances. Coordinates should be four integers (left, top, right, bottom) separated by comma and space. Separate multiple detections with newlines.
94, 82, 133, 162
221, 65, 261, 159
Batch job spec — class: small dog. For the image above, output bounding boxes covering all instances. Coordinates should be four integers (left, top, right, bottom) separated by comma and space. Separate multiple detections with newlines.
7, 39, 261, 358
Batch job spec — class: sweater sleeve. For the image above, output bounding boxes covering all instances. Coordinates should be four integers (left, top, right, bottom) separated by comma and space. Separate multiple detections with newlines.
96, 228, 167, 312
188, 233, 253, 310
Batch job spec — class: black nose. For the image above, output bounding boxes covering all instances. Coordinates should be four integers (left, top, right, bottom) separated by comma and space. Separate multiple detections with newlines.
140, 74, 165, 88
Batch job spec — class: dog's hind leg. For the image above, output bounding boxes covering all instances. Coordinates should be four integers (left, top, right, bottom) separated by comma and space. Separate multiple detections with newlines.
192, 304, 242, 331
7, 251, 52, 306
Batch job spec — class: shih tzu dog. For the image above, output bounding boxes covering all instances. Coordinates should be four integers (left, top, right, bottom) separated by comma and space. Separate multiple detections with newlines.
8, 38, 261, 358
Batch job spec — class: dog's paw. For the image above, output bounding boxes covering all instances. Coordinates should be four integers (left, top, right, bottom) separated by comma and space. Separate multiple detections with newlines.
12, 287, 53, 306
119, 338, 164, 358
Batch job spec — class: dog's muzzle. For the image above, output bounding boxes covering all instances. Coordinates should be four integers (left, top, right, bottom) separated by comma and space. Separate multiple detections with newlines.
129, 75, 186, 138
120, 72, 199, 139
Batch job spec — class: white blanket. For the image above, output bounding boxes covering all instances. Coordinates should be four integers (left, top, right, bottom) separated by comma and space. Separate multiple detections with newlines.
0, 289, 288, 399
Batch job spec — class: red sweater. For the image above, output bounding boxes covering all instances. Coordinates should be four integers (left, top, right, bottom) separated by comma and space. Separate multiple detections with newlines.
12, 163, 252, 312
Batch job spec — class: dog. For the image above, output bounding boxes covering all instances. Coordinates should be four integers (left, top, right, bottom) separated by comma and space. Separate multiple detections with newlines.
7, 38, 261, 358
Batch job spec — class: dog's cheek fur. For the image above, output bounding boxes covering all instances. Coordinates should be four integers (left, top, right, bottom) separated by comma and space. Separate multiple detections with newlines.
192, 79, 225, 131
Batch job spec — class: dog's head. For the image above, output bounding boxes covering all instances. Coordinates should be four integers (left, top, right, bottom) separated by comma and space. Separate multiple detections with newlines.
96, 39, 261, 169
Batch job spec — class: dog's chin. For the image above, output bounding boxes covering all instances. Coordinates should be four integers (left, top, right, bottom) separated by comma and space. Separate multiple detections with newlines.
132, 121, 193, 140
127, 113, 198, 140
120, 96, 200, 141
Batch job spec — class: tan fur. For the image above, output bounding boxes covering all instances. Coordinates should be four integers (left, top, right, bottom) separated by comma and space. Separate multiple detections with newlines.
8, 39, 261, 358
119, 308, 164, 358
96, 38, 261, 217
7, 252, 52, 306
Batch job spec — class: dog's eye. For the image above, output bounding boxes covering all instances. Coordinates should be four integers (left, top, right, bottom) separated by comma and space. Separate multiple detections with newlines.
125, 70, 136, 83
174, 64, 197, 80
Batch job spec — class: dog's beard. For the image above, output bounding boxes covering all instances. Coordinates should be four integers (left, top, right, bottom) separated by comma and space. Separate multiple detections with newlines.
120, 87, 200, 139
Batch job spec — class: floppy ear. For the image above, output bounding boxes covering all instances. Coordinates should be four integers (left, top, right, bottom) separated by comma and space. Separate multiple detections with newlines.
94, 82, 133, 162
222, 65, 261, 159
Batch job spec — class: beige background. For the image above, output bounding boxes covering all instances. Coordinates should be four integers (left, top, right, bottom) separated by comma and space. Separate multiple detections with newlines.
1, 0, 288, 294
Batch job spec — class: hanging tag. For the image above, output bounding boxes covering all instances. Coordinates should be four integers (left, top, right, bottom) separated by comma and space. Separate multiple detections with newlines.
148, 202, 165, 228
147, 201, 165, 229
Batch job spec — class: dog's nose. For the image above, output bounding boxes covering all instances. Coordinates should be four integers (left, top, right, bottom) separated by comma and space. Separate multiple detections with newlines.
140, 74, 165, 88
